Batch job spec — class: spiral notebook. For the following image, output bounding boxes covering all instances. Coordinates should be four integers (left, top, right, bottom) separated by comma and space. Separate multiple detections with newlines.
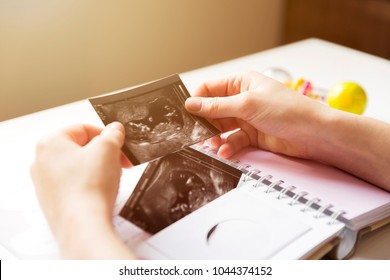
117, 144, 390, 260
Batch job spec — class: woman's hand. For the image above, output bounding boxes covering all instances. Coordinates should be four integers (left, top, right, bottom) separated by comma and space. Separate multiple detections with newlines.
185, 71, 329, 160
31, 122, 135, 259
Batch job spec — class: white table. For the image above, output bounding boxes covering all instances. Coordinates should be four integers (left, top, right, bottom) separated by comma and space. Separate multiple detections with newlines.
1, 38, 389, 259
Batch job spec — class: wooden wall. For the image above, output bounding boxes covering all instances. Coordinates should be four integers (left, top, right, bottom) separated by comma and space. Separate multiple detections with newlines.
284, 0, 390, 59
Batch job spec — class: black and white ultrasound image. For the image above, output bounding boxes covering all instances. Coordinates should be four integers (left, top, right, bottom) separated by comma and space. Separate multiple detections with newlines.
126, 96, 183, 144
89, 74, 220, 165
120, 147, 242, 234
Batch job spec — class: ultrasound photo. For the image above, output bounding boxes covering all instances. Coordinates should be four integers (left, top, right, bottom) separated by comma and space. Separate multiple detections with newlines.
120, 147, 243, 234
89, 74, 220, 164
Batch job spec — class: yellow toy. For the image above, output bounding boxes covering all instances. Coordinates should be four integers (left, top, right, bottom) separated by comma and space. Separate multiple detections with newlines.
326, 82, 367, 115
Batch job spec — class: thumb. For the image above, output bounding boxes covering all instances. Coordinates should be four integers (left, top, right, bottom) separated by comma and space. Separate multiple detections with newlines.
96, 122, 126, 150
89, 122, 132, 168
185, 95, 245, 119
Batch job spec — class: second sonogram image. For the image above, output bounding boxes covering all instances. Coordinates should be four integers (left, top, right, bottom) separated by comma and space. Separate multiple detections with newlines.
120, 147, 243, 234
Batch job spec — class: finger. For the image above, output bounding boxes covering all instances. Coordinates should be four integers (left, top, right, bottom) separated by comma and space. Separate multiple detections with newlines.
185, 93, 249, 120
44, 124, 103, 149
192, 73, 250, 98
121, 152, 133, 168
34, 124, 104, 157
94, 122, 126, 150
211, 117, 241, 133
193, 77, 230, 97
65, 124, 104, 146
85, 122, 126, 169
192, 71, 268, 98
204, 134, 222, 149
91, 122, 133, 168
217, 129, 251, 158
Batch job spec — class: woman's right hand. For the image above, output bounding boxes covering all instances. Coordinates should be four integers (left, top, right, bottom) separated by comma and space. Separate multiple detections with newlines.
185, 71, 330, 160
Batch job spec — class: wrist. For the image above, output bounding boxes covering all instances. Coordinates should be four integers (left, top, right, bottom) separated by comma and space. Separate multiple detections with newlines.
57, 206, 111, 253
287, 99, 335, 161
52, 196, 115, 258
303, 105, 335, 161
304, 107, 379, 184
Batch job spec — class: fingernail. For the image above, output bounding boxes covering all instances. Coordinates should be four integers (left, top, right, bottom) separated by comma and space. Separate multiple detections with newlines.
107, 122, 124, 133
185, 97, 202, 112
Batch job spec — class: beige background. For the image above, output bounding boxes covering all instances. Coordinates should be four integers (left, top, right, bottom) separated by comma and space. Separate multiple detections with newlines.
0, 0, 286, 121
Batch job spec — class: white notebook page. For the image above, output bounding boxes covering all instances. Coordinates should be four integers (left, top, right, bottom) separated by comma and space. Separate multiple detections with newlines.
145, 188, 315, 259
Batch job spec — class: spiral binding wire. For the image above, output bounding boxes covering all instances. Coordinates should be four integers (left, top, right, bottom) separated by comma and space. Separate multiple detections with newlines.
278, 185, 296, 199
192, 144, 347, 225
254, 174, 273, 188
265, 179, 284, 193
289, 191, 308, 206
328, 210, 347, 225
301, 198, 321, 212
315, 204, 333, 218
243, 165, 346, 225
243, 169, 261, 182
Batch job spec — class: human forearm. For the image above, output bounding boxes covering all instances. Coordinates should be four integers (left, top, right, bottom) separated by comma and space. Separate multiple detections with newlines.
309, 108, 390, 191
56, 207, 135, 260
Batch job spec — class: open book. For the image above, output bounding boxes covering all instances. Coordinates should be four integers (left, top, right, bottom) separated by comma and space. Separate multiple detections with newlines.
112, 144, 390, 260
89, 74, 390, 260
